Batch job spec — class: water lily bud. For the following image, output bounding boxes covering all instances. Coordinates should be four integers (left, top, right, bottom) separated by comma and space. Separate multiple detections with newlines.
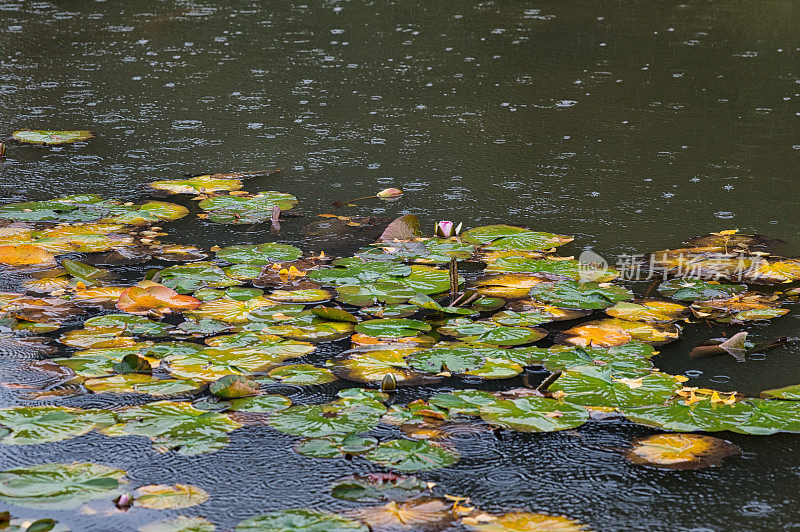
435, 220, 462, 237
377, 187, 403, 199
381, 373, 397, 392
114, 492, 132, 510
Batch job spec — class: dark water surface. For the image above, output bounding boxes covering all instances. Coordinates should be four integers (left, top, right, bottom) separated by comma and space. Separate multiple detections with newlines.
1, 1, 799, 530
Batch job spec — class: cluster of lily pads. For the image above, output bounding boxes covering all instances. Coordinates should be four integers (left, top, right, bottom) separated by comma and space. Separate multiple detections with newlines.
0, 148, 799, 529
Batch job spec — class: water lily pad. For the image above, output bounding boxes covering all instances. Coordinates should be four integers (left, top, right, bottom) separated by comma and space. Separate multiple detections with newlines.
354, 318, 432, 338
732, 399, 800, 435
140, 516, 216, 532
268, 398, 385, 438
268, 288, 337, 304
622, 399, 754, 432
268, 364, 337, 385
102, 401, 241, 455
478, 397, 589, 432
690, 293, 788, 323
530, 280, 633, 309
83, 374, 200, 396
428, 390, 500, 416
406, 346, 487, 373
209, 375, 260, 399
13, 130, 93, 145
330, 474, 429, 503
364, 439, 459, 472
549, 367, 684, 408
84, 314, 172, 336
336, 281, 417, 307
760, 383, 800, 400
462, 512, 590, 531
543, 343, 656, 376
308, 259, 412, 286
235, 509, 368, 532
186, 296, 277, 324
0, 462, 126, 509
150, 175, 244, 194
0, 406, 114, 445
559, 319, 680, 347
328, 345, 438, 385
626, 433, 741, 470
117, 284, 200, 315
228, 395, 292, 413
311, 306, 358, 323
605, 300, 688, 323
134, 484, 208, 509
361, 304, 419, 318
158, 263, 239, 294
490, 309, 556, 327
486, 257, 618, 283
199, 192, 298, 224
248, 313, 353, 342
217, 243, 302, 264
296, 434, 378, 458
348, 498, 455, 530
472, 274, 550, 300
657, 278, 747, 302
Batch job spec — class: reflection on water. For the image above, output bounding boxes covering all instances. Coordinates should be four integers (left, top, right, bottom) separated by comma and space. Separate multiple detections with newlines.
1, 1, 799, 530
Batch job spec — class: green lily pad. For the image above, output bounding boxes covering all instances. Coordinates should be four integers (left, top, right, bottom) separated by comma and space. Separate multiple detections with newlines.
486, 231, 573, 251
478, 397, 589, 432
0, 406, 114, 445
268, 398, 385, 438
406, 347, 486, 373
167, 336, 314, 381
428, 390, 499, 416
330, 474, 429, 503
12, 130, 94, 145
308, 259, 412, 286
460, 225, 531, 245
490, 310, 556, 327
158, 263, 239, 294
549, 367, 684, 408
364, 439, 459, 472
657, 278, 747, 302
134, 483, 208, 509
217, 243, 302, 264
529, 280, 634, 309
354, 318, 431, 339
228, 395, 292, 413
235, 509, 368, 532
102, 401, 241, 455
268, 364, 337, 385
0, 462, 126, 509
186, 296, 277, 324
543, 343, 656, 376
760, 384, 800, 400
732, 399, 800, 435
247, 313, 353, 342
605, 300, 689, 323
268, 288, 337, 305
296, 434, 378, 458
83, 374, 200, 396
311, 307, 359, 323
485, 257, 618, 282
622, 399, 754, 432
194, 287, 265, 302
199, 192, 298, 224
335, 281, 417, 307
361, 304, 419, 318
223, 264, 265, 281
83, 314, 172, 337
408, 293, 477, 317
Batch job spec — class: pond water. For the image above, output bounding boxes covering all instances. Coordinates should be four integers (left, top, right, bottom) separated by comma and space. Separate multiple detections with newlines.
1, 1, 799, 531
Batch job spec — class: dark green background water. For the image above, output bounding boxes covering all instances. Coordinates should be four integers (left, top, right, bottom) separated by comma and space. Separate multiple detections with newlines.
1, 1, 799, 530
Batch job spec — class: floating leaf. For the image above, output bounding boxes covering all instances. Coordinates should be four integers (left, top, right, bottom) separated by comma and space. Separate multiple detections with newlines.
112, 353, 153, 375
365, 439, 459, 472
406, 346, 487, 373
732, 399, 800, 435
134, 484, 209, 509
268, 397, 385, 438
461, 224, 531, 245
690, 293, 788, 323
529, 280, 633, 309
248, 313, 354, 342
657, 278, 747, 302
626, 433, 741, 470
228, 395, 292, 413
117, 284, 200, 315
361, 304, 419, 318
0, 245, 57, 268
0, 462, 126, 509
348, 499, 454, 530
311, 306, 358, 323
186, 296, 277, 324
328, 345, 439, 385
622, 399, 753, 432
380, 215, 422, 241
158, 263, 239, 294
308, 259, 412, 286
543, 343, 656, 376
560, 319, 680, 347
139, 516, 216, 532
235, 509, 368, 532
102, 401, 241, 455
0, 406, 114, 445
199, 192, 298, 224
472, 274, 550, 300
296, 434, 378, 458
268, 364, 337, 385
605, 300, 688, 323
462, 511, 590, 531
486, 257, 618, 282
84, 374, 200, 396
12, 130, 93, 145
209, 375, 260, 399
217, 243, 302, 264
330, 474, 429, 503
760, 383, 800, 400
478, 397, 589, 432
268, 288, 337, 304
354, 319, 431, 339
549, 367, 683, 408
150, 175, 243, 194
336, 281, 417, 307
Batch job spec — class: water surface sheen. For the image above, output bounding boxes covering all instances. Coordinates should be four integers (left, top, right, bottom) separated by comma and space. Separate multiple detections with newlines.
1, 1, 799, 531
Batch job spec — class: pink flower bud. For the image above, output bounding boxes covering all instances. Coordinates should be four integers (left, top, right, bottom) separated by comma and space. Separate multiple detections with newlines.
435, 220, 461, 237
377, 187, 403, 199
